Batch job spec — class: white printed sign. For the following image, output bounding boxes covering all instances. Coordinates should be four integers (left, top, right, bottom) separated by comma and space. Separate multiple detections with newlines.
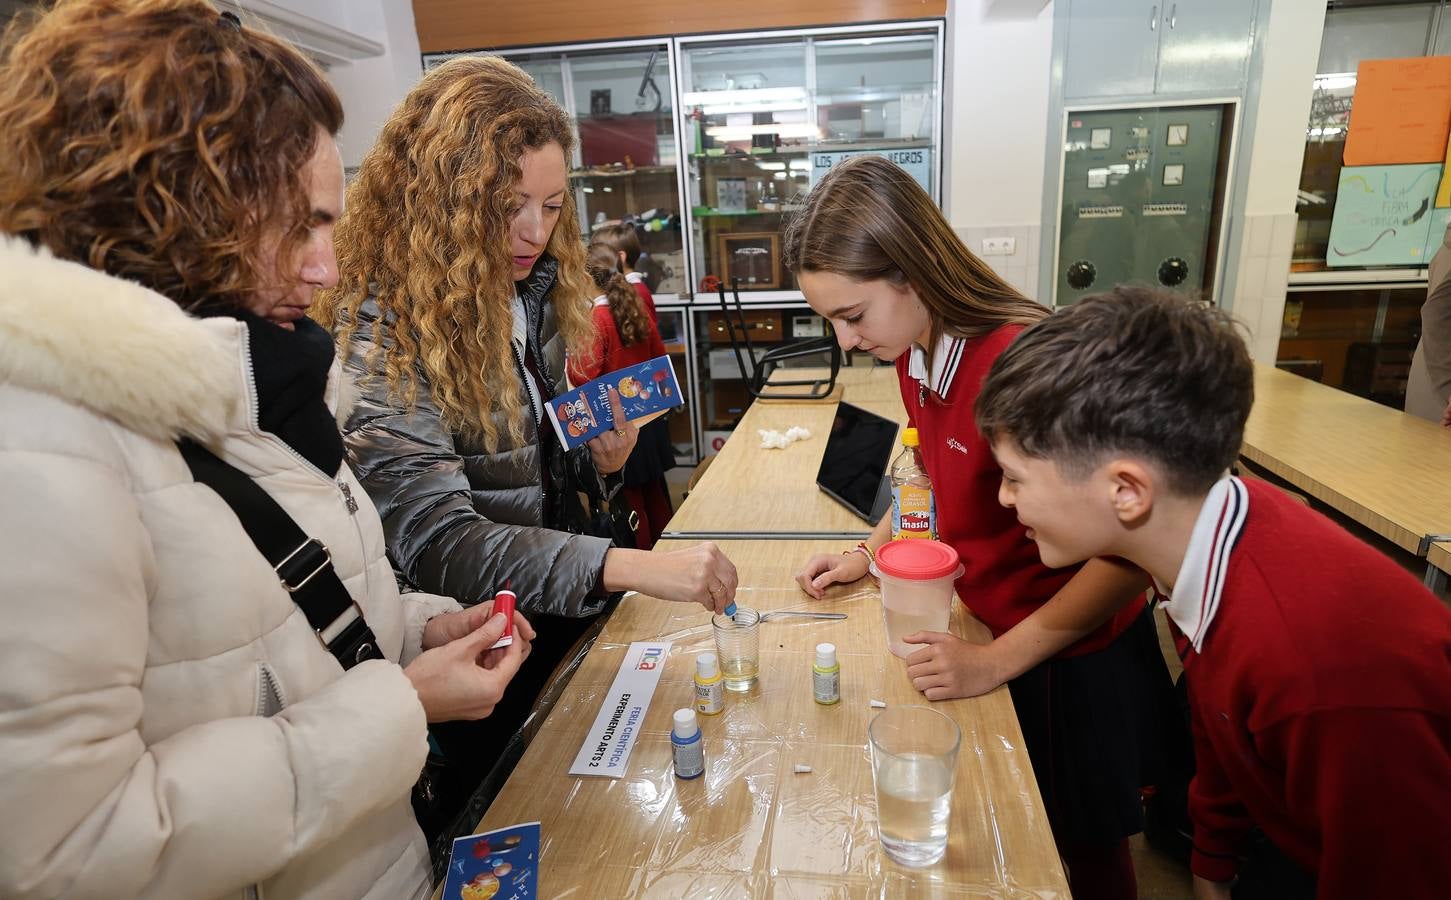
810, 147, 932, 194
568, 641, 672, 778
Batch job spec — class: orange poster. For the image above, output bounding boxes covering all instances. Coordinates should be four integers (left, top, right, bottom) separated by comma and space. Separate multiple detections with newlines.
1343, 56, 1451, 167
1438, 132, 1451, 208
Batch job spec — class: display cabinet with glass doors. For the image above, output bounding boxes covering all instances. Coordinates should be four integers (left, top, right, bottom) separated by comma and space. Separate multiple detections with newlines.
1279, 1, 1451, 410
676, 26, 943, 299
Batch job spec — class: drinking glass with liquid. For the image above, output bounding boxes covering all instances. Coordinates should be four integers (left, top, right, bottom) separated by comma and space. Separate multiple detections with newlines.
711, 607, 760, 692
868, 705, 961, 867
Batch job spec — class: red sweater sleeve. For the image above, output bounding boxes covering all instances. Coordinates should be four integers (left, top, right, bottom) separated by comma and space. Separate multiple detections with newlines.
568, 309, 612, 386
1268, 707, 1451, 899
1188, 702, 1255, 882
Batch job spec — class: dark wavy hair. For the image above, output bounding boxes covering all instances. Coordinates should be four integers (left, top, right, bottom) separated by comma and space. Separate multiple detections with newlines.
976, 285, 1254, 495
586, 242, 651, 348
0, 0, 343, 314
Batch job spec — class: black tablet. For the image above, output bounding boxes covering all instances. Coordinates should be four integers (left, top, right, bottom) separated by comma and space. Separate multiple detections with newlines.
815, 401, 899, 524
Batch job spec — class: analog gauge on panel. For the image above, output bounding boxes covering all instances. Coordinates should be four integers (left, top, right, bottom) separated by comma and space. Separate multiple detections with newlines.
1167, 124, 1189, 146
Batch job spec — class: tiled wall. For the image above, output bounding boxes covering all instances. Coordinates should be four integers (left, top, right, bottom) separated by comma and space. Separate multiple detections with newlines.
955, 225, 1044, 304
1227, 212, 1297, 362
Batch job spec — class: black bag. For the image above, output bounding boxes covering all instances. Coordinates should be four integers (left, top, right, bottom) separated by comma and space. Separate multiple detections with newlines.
176, 440, 384, 670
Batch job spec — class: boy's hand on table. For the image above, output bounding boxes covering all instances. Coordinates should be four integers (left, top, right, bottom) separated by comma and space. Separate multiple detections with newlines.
903, 631, 1005, 699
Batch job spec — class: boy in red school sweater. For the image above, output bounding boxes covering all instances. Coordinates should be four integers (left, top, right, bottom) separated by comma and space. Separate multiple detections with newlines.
975, 285, 1451, 900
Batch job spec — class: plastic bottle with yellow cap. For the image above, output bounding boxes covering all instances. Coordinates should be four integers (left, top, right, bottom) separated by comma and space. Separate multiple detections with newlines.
890, 427, 936, 540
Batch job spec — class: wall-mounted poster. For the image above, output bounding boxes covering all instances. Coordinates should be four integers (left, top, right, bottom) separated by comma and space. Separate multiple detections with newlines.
1327, 163, 1441, 266
810, 147, 932, 194
1437, 132, 1451, 209
1429, 206, 1451, 251
1343, 57, 1451, 167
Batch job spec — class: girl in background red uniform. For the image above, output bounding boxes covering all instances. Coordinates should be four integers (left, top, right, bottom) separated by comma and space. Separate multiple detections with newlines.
570, 243, 674, 548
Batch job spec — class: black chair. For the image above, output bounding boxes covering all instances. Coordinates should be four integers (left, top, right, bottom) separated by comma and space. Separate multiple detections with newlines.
716, 278, 841, 400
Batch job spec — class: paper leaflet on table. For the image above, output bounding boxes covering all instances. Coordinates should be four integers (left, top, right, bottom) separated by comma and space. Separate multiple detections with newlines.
547, 355, 682, 451
442, 820, 540, 900
568, 641, 672, 778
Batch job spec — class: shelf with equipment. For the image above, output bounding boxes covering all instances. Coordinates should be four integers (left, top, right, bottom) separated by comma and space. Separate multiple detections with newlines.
675, 24, 944, 302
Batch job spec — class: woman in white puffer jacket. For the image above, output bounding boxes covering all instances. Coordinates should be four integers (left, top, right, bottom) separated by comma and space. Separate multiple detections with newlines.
0, 3, 531, 898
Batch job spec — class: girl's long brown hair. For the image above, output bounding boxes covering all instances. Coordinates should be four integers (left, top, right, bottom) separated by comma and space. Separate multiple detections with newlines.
586, 242, 651, 349
313, 56, 593, 452
0, 0, 342, 313
782, 155, 1047, 367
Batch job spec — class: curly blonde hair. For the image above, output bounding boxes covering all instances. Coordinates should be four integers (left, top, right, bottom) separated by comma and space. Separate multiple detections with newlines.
314, 56, 593, 451
0, 0, 341, 313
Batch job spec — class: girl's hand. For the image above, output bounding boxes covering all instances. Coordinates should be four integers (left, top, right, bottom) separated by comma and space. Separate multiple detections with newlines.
903, 632, 1004, 699
795, 551, 871, 599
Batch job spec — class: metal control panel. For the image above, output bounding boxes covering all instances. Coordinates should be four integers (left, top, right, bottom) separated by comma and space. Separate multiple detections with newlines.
1056, 105, 1225, 304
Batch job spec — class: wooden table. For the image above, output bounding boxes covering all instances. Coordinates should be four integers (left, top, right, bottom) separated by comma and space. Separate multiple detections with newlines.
1242, 365, 1451, 578
666, 366, 907, 540
466, 539, 1069, 898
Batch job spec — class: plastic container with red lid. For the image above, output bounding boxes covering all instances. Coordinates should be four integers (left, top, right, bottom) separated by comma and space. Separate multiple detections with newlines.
871, 540, 963, 658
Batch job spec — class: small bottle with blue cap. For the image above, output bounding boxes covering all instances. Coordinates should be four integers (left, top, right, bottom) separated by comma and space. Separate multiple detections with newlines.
671, 708, 704, 779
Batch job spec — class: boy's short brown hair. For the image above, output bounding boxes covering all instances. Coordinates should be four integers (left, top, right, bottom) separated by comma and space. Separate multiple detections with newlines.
975, 285, 1254, 495
593, 222, 642, 268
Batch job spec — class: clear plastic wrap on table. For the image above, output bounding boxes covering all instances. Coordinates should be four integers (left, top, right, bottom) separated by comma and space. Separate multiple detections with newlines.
465, 581, 1069, 899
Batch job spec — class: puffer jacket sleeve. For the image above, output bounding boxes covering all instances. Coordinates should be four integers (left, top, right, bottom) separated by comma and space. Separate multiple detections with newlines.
340, 352, 611, 617
0, 435, 428, 900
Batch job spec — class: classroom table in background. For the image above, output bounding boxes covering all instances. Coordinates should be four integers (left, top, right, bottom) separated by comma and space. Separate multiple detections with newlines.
1427, 542, 1450, 593
454, 539, 1069, 898
665, 366, 907, 540
1242, 364, 1451, 583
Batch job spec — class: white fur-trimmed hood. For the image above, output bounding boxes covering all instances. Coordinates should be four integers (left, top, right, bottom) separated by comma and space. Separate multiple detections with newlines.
0, 236, 241, 442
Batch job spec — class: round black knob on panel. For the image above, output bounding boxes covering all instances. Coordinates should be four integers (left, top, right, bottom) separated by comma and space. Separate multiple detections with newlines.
1066, 259, 1096, 290
1158, 257, 1189, 286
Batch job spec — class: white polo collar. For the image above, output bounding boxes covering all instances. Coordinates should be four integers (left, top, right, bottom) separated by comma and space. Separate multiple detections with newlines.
1154, 475, 1249, 653
907, 333, 968, 401
591, 294, 609, 307
625, 271, 645, 284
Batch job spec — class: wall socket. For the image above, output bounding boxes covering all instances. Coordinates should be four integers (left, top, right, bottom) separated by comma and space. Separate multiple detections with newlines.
981, 236, 1017, 256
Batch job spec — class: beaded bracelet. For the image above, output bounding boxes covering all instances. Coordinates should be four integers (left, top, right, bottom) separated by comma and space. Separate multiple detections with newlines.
842, 541, 875, 564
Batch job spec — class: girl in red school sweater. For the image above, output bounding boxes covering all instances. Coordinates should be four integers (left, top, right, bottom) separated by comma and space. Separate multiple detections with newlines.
569, 242, 674, 548
784, 156, 1176, 900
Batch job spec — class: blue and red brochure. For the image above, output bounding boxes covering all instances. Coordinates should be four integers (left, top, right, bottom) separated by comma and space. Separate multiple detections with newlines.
547, 355, 683, 451
442, 821, 540, 899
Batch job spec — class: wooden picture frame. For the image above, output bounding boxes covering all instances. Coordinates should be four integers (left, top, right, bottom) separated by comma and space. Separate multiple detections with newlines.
716, 231, 782, 290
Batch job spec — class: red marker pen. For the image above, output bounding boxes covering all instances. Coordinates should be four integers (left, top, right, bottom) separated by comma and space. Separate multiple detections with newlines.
489, 588, 516, 649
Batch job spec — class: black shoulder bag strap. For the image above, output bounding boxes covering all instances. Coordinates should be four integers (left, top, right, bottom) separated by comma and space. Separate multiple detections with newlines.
176, 440, 385, 671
